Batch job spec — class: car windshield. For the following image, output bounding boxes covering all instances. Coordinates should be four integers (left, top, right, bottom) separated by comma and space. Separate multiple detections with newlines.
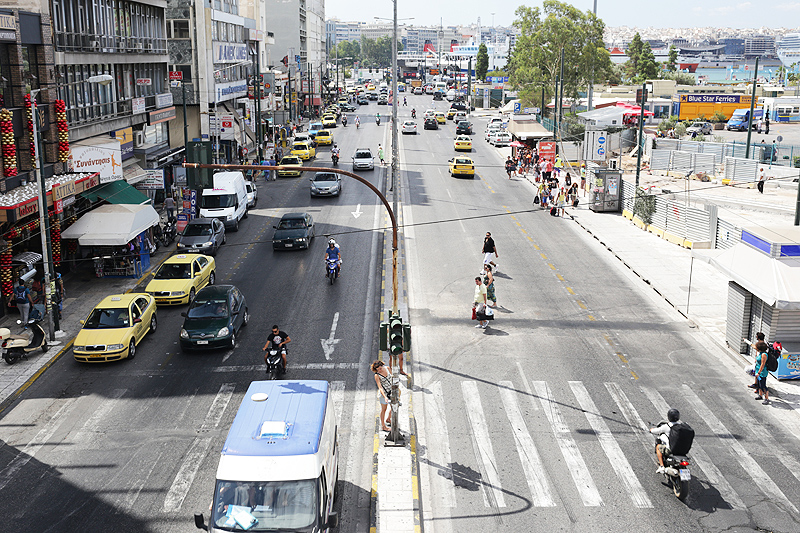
455, 159, 471, 165
84, 307, 130, 329
310, 123, 322, 130
187, 298, 229, 318
211, 479, 318, 532
281, 158, 300, 165
183, 224, 213, 237
201, 194, 236, 208
355, 151, 371, 159
278, 218, 307, 230
292, 144, 308, 151
313, 173, 337, 182
155, 263, 192, 280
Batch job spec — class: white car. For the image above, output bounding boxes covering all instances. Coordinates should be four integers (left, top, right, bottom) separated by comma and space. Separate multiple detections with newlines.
453, 112, 467, 123
488, 117, 505, 128
424, 109, 437, 119
485, 126, 503, 141
402, 121, 418, 134
245, 181, 258, 208
489, 131, 512, 146
352, 148, 375, 170
413, 86, 423, 95
446, 89, 456, 101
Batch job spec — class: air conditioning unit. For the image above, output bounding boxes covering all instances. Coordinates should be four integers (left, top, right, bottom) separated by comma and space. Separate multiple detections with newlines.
134, 131, 145, 147
90, 40, 100, 49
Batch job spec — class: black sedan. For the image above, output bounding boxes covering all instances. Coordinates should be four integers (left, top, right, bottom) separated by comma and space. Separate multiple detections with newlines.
339, 102, 357, 111
424, 117, 439, 130
357, 95, 369, 105
456, 120, 473, 135
175, 218, 226, 256
272, 212, 315, 250
179, 285, 248, 351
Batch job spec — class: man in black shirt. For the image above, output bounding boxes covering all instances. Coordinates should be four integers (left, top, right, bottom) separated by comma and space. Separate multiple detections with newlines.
263, 325, 291, 371
482, 232, 498, 269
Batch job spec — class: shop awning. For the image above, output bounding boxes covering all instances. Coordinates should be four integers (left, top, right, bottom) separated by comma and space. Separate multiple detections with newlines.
507, 119, 553, 140
304, 96, 322, 106
79, 179, 152, 205
61, 204, 160, 246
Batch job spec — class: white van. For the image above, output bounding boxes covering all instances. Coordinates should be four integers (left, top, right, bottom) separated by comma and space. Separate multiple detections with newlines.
195, 380, 339, 533
200, 171, 248, 232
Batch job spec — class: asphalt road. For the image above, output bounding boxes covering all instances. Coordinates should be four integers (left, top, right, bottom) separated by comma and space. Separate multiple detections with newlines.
398, 92, 800, 533
0, 118, 388, 531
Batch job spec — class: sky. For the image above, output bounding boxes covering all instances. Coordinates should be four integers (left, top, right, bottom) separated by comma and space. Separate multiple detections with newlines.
324, 0, 800, 30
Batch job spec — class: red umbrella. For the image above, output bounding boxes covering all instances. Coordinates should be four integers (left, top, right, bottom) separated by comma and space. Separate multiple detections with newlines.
509, 141, 525, 148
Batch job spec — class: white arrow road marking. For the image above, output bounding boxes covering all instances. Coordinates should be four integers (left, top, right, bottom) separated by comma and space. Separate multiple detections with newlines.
321, 312, 341, 360
351, 204, 363, 218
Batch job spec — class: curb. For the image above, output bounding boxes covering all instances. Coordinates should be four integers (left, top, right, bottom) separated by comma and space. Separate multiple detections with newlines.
0, 338, 74, 416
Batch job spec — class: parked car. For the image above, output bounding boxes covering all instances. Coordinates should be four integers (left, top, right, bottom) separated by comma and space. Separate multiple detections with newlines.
176, 218, 226, 256
485, 125, 503, 141
245, 181, 258, 208
310, 171, 342, 197
179, 285, 248, 352
402, 121, 418, 134
489, 131, 512, 147
272, 212, 315, 250
352, 148, 375, 170
686, 121, 713, 136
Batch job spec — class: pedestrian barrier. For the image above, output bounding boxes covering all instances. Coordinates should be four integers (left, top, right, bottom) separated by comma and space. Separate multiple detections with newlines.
724, 156, 759, 183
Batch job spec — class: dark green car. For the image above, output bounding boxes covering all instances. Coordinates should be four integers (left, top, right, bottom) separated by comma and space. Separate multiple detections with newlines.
179, 285, 248, 352
272, 212, 315, 250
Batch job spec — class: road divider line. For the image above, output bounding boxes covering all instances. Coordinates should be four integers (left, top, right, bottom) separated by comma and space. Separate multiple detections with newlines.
566, 287, 575, 294
462, 381, 506, 508
576, 300, 587, 309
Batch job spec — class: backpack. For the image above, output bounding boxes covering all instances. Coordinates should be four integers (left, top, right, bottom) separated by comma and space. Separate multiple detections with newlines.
14, 285, 27, 304
767, 342, 782, 372
668, 422, 695, 456
550, 207, 558, 216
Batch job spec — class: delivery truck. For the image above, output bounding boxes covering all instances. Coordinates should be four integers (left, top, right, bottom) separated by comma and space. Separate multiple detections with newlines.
726, 108, 764, 131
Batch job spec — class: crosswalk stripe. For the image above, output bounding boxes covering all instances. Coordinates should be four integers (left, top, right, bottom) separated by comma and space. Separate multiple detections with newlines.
681, 385, 798, 514
212, 362, 360, 373
0, 399, 77, 492
569, 382, 652, 508
461, 381, 506, 508
533, 381, 603, 507
330, 381, 345, 426
498, 381, 556, 507
73, 388, 126, 446
641, 386, 746, 510
423, 381, 456, 508
163, 383, 235, 512
718, 392, 800, 488
605, 382, 652, 455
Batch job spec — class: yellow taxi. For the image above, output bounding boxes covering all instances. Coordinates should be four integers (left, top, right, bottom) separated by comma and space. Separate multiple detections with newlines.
277, 155, 303, 177
338, 97, 348, 105
145, 253, 216, 305
315, 129, 333, 145
291, 141, 316, 160
321, 115, 337, 128
454, 135, 473, 152
398, 82, 406, 92
73, 293, 157, 362
366, 83, 376, 91
446, 108, 458, 120
435, 111, 447, 124
448, 156, 475, 177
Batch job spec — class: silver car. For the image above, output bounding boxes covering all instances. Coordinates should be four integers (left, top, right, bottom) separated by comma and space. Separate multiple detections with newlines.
310, 171, 342, 197
686, 121, 713, 136
352, 148, 375, 170
245, 181, 258, 208
176, 218, 226, 256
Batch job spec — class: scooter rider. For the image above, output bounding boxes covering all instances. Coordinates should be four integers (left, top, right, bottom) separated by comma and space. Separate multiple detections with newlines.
342, 114, 347, 126
331, 143, 340, 162
411, 108, 416, 119
376, 112, 381, 124
355, 116, 360, 129
263, 325, 291, 373
325, 239, 341, 276
650, 408, 684, 474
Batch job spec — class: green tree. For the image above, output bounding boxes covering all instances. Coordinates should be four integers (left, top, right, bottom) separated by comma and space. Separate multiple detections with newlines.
476, 43, 489, 81
666, 45, 677, 73
506, 0, 612, 109
624, 33, 644, 80
638, 42, 659, 81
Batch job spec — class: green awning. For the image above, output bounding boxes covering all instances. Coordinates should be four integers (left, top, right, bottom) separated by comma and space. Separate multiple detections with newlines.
80, 180, 152, 205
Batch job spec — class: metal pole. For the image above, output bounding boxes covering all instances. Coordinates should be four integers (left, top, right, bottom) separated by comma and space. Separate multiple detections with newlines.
30, 91, 57, 339
182, 77, 188, 150
686, 256, 694, 315
587, 0, 597, 112
468, 57, 472, 111
795, 168, 800, 225
554, 75, 559, 139
389, 0, 401, 446
287, 64, 293, 123
255, 41, 263, 164
745, 56, 759, 159
559, 48, 564, 124
635, 82, 646, 187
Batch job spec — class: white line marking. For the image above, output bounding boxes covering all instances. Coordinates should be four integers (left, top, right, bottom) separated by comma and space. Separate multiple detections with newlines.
641, 386, 746, 510
163, 383, 235, 512
330, 381, 345, 426
533, 381, 602, 507
423, 381, 456, 508
515, 362, 539, 411
499, 381, 556, 507
73, 388, 126, 446
321, 312, 341, 360
569, 381, 652, 508
462, 381, 506, 508
211, 362, 360, 373
0, 399, 77, 491
605, 382, 653, 457
681, 385, 798, 513
221, 347, 235, 363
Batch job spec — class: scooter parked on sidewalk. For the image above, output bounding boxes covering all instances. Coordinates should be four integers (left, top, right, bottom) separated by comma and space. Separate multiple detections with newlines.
1, 311, 48, 364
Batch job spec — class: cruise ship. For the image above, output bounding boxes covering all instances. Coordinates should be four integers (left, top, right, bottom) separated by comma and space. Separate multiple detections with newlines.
777, 33, 800, 67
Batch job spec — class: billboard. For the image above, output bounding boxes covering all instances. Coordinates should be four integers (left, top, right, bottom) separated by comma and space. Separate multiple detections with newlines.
69, 139, 123, 183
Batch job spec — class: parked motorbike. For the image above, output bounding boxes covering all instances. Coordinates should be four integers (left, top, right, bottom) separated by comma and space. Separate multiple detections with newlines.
326, 258, 339, 285
653, 430, 691, 500
265, 348, 286, 380
332, 153, 339, 167
1, 312, 48, 364
159, 217, 177, 247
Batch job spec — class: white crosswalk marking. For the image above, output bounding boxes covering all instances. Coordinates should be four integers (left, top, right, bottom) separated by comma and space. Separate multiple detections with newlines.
533, 381, 603, 507
163, 383, 235, 512
498, 381, 556, 507
569, 382, 652, 508
330, 381, 345, 425
681, 385, 798, 514
423, 381, 456, 508
641, 386, 746, 510
605, 382, 653, 457
461, 381, 506, 508
73, 388, 126, 446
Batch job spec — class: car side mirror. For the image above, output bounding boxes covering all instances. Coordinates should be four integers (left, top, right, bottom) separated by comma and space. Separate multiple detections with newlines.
181, 312, 188, 318
79, 319, 85, 326
194, 513, 208, 531
194, 272, 201, 277
273, 225, 278, 229
133, 317, 142, 324
325, 512, 339, 529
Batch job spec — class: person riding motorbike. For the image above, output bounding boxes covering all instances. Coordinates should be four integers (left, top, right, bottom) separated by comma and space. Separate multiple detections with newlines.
376, 112, 381, 125
263, 325, 291, 373
342, 114, 347, 126
411, 108, 416, 119
325, 239, 342, 277
403, 96, 407, 106
355, 116, 360, 129
650, 408, 684, 474
331, 144, 340, 165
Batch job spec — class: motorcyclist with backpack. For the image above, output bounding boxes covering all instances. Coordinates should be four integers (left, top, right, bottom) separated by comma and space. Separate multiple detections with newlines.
650, 408, 693, 473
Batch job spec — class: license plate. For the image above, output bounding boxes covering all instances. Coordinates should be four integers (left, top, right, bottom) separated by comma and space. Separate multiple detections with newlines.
196, 340, 209, 345
188, 249, 199, 253
679, 469, 691, 481
285, 243, 293, 247
90, 353, 103, 358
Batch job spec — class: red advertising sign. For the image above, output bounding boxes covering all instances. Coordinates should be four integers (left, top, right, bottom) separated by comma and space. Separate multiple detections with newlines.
538, 141, 556, 160
221, 119, 233, 128
169, 71, 183, 81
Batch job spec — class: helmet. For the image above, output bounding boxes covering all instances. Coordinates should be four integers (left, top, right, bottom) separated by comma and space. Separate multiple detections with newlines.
328, 239, 336, 246
667, 409, 680, 423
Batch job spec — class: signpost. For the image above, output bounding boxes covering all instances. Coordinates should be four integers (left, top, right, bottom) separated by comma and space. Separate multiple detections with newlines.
583, 130, 608, 162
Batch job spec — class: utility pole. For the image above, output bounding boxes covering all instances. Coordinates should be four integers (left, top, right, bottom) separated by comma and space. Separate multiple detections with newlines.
587, 0, 597, 112
554, 75, 559, 138
558, 48, 564, 125
468, 57, 472, 112
745, 56, 759, 159
255, 39, 263, 164
635, 82, 647, 187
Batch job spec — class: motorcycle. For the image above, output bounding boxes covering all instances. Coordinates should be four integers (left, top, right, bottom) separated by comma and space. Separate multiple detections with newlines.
342, 116, 347, 127
332, 153, 339, 167
376, 116, 381, 126
2, 311, 48, 365
159, 217, 177, 247
265, 348, 286, 380
411, 109, 416, 119
653, 429, 691, 500
356, 121, 360, 130
326, 258, 339, 285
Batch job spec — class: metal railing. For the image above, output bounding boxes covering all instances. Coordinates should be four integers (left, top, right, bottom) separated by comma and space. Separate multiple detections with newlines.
54, 32, 167, 55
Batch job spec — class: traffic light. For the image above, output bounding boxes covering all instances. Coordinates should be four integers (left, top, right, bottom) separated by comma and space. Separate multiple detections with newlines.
389, 315, 403, 356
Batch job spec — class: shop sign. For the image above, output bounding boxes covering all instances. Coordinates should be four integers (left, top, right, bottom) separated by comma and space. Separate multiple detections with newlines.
54, 180, 76, 201
173, 166, 187, 186
114, 127, 134, 160
156, 92, 173, 108
136, 169, 165, 190
169, 71, 183, 81
680, 94, 748, 104
538, 141, 556, 160
209, 114, 236, 141
214, 42, 248, 63
0, 14, 15, 41
136, 78, 152, 86
63, 195, 76, 208
15, 199, 38, 219
148, 106, 176, 125
132, 97, 146, 114
69, 140, 123, 183
54, 199, 63, 215
215, 80, 248, 102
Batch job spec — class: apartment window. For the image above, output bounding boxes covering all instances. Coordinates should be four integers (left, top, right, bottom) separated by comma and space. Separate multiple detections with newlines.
173, 20, 190, 39
171, 64, 192, 81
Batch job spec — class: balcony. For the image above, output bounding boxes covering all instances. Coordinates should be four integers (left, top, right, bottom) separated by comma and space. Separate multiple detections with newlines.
54, 32, 168, 55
